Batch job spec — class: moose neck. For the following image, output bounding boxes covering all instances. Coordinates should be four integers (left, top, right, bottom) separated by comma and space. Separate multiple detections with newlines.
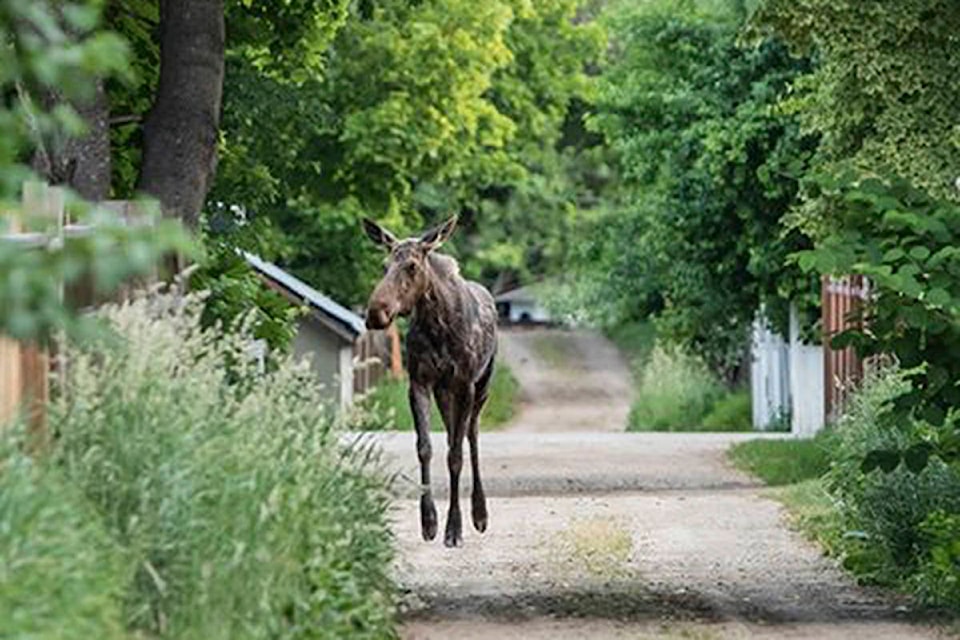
412, 254, 461, 336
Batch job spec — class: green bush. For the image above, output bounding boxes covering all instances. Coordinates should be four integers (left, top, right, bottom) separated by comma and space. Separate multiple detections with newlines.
627, 345, 725, 431
912, 510, 960, 610
0, 433, 129, 640
826, 371, 960, 588
352, 364, 519, 432
52, 292, 397, 639
702, 391, 752, 432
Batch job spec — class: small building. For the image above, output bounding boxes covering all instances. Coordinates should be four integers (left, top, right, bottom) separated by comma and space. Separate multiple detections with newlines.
244, 253, 365, 408
494, 284, 552, 325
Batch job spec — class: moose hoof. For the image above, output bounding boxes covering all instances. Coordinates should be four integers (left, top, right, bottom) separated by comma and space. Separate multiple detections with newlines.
420, 496, 438, 541
444, 511, 463, 547
472, 504, 488, 533
444, 527, 463, 548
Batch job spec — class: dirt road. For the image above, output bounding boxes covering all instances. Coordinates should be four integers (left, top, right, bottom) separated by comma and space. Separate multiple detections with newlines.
361, 328, 944, 639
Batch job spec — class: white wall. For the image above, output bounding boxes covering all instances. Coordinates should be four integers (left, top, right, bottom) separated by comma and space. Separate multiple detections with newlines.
508, 300, 551, 324
293, 319, 354, 409
788, 306, 824, 437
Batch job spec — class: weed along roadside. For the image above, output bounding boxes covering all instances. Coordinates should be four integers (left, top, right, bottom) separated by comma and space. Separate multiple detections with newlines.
1, 293, 397, 639
730, 370, 960, 616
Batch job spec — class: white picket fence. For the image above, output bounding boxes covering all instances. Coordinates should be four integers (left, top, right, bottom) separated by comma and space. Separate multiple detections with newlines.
750, 306, 824, 435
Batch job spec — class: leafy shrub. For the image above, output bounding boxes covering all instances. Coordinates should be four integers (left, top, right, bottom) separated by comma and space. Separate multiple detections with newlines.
628, 345, 725, 431
0, 432, 129, 640
826, 370, 960, 597
52, 292, 396, 639
702, 390, 752, 432
912, 510, 960, 609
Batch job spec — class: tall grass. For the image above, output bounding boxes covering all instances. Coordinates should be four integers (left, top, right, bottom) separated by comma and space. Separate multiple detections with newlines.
45, 292, 396, 639
0, 432, 129, 640
627, 345, 726, 431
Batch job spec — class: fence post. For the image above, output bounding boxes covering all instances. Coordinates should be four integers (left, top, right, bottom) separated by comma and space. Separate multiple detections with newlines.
0, 182, 61, 446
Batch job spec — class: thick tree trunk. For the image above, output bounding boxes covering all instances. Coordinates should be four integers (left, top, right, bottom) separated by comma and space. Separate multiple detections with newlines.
138, 0, 225, 227
31, 82, 112, 201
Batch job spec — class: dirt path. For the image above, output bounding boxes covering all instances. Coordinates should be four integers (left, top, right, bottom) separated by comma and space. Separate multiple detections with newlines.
360, 329, 945, 639
498, 327, 633, 432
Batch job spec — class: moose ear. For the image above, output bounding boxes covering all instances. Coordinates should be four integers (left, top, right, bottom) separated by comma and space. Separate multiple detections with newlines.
362, 218, 397, 249
420, 216, 458, 251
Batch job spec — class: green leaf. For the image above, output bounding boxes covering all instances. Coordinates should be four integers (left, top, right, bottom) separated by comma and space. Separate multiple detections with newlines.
861, 449, 901, 474
903, 443, 932, 473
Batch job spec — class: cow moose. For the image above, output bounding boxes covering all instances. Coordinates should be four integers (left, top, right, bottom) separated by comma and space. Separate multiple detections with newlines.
363, 216, 497, 547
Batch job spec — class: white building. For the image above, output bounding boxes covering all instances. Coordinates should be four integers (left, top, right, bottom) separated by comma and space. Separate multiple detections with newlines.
494, 284, 552, 324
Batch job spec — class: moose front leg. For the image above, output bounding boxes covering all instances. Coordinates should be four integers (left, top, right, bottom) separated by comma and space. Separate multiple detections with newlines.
443, 383, 474, 547
409, 382, 437, 541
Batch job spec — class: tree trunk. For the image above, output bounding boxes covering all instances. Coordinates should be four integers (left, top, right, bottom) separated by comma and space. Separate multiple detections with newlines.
138, 0, 225, 227
31, 81, 113, 201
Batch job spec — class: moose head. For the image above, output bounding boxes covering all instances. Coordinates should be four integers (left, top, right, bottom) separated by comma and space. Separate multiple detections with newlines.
362, 216, 458, 330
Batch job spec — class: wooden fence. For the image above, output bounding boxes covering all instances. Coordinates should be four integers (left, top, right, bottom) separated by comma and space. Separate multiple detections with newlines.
353, 324, 402, 396
822, 275, 869, 420
1, 182, 155, 438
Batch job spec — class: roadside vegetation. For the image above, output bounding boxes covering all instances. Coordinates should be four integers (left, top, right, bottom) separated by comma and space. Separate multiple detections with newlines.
608, 322, 751, 431
1, 294, 397, 639
732, 371, 960, 613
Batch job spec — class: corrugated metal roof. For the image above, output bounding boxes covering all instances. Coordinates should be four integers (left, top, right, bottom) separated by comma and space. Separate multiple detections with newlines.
243, 252, 365, 339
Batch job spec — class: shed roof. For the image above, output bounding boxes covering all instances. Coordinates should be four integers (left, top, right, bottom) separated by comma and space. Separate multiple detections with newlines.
243, 252, 365, 341
494, 284, 545, 304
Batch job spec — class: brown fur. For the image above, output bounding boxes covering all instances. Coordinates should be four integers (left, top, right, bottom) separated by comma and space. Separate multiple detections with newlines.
364, 217, 497, 546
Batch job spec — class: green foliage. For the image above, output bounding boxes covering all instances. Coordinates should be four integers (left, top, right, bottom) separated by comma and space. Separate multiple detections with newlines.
824, 370, 960, 595
627, 344, 726, 431
604, 320, 657, 369
580, 0, 818, 376
211, 0, 604, 306
0, 433, 129, 640
702, 390, 752, 432
352, 364, 519, 431
0, 0, 129, 198
52, 292, 396, 638
728, 434, 833, 486
750, 0, 960, 205
913, 510, 960, 609
794, 172, 960, 467
0, 4, 193, 343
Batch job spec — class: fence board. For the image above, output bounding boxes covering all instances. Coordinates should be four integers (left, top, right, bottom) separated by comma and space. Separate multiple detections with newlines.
822, 275, 867, 420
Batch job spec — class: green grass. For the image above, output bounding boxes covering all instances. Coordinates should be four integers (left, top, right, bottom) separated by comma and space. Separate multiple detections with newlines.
728, 434, 833, 486
354, 363, 520, 431
701, 390, 752, 432
626, 344, 730, 431
607, 322, 751, 432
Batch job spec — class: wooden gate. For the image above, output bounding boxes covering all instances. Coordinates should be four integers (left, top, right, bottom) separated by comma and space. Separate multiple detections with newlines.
822, 275, 868, 420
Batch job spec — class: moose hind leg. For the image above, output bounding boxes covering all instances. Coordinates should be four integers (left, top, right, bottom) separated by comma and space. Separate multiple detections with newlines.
410, 382, 437, 541
469, 361, 493, 533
